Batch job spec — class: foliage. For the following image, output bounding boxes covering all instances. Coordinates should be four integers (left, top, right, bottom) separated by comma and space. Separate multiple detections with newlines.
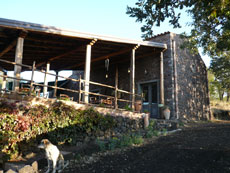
95, 139, 107, 151
98, 103, 105, 108
210, 55, 230, 101
96, 134, 144, 151
127, 0, 230, 57
208, 70, 219, 100
123, 104, 132, 111
145, 119, 161, 138
162, 105, 170, 111
58, 97, 71, 101
0, 101, 116, 161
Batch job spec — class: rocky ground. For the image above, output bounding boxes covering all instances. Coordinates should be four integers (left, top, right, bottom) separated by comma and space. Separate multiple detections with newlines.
61, 121, 230, 173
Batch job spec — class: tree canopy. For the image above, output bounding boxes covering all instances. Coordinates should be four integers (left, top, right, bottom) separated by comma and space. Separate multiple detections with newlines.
127, 0, 230, 56
209, 55, 230, 100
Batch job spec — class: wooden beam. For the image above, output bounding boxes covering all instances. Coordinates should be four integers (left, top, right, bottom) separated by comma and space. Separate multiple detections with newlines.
130, 49, 135, 110
92, 51, 160, 71
53, 71, 59, 98
115, 65, 118, 109
66, 47, 132, 70
29, 61, 35, 96
43, 62, 50, 98
36, 45, 85, 67
78, 75, 82, 103
83, 44, 92, 103
160, 51, 165, 118
1, 71, 7, 91
0, 40, 17, 58
13, 37, 25, 91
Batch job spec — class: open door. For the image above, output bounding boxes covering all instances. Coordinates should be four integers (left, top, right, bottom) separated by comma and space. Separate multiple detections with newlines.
141, 82, 159, 118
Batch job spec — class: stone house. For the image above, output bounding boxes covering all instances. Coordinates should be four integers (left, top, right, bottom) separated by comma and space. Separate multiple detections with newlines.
0, 18, 210, 120
80, 32, 211, 120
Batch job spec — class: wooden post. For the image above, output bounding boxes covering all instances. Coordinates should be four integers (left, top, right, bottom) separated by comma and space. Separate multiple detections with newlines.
13, 37, 25, 91
130, 49, 135, 110
160, 51, 165, 118
115, 65, 118, 109
2, 71, 7, 91
29, 61, 35, 96
78, 75, 82, 103
83, 44, 92, 103
53, 71, 59, 98
43, 62, 50, 98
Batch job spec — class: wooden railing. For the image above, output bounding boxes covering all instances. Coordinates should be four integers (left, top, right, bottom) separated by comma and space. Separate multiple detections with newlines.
0, 58, 142, 110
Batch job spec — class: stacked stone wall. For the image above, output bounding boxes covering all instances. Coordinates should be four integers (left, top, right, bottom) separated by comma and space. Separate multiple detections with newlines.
171, 33, 210, 120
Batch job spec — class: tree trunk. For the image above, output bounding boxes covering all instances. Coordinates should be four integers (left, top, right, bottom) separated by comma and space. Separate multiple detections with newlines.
227, 91, 230, 102
219, 91, 224, 101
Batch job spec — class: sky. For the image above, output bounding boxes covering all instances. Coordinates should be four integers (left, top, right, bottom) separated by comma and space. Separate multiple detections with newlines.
1, 0, 210, 82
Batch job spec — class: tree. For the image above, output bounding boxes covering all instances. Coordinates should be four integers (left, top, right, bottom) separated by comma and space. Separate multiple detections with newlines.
127, 0, 230, 56
210, 55, 230, 101
207, 70, 218, 100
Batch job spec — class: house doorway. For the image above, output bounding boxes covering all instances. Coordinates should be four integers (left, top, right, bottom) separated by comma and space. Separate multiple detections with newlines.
140, 82, 159, 118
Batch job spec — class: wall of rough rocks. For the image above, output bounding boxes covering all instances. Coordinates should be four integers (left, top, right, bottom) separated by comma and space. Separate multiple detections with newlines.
170, 33, 211, 120
149, 33, 175, 117
151, 32, 210, 120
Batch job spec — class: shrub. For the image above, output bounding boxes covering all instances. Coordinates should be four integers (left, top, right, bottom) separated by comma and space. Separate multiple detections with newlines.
0, 101, 116, 161
96, 134, 144, 151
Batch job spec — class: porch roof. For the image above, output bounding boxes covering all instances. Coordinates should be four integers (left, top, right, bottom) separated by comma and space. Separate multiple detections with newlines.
0, 18, 167, 71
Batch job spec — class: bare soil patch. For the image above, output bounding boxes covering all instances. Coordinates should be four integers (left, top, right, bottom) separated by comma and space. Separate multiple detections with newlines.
63, 121, 230, 173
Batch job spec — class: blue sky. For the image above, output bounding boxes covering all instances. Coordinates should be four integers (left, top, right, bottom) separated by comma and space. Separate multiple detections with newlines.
1, 0, 210, 81
0, 0, 193, 38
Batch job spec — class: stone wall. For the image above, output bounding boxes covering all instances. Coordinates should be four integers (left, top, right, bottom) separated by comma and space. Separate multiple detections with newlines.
149, 33, 175, 117
171, 33, 211, 120
151, 32, 210, 120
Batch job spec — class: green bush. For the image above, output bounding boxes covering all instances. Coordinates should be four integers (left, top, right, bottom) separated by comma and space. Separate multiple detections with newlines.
145, 119, 161, 138
0, 101, 116, 161
96, 134, 144, 151
131, 134, 144, 145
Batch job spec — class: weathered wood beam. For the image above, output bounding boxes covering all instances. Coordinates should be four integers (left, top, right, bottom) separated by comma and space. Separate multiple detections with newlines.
0, 40, 17, 58
1, 71, 7, 91
36, 45, 85, 67
160, 51, 165, 118
115, 65, 118, 109
130, 45, 139, 110
83, 39, 97, 103
53, 71, 59, 98
91, 50, 160, 71
83, 44, 92, 103
43, 62, 50, 98
13, 32, 27, 91
66, 47, 132, 70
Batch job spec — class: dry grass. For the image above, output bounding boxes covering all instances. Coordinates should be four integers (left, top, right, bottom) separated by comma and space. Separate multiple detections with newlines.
211, 100, 230, 111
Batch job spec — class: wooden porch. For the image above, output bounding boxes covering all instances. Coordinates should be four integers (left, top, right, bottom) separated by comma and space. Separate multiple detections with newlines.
0, 18, 167, 114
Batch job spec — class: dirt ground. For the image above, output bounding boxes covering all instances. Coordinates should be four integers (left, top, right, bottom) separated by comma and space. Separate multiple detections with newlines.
62, 121, 230, 173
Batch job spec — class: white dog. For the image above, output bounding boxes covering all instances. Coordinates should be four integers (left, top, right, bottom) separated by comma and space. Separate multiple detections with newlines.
38, 139, 68, 173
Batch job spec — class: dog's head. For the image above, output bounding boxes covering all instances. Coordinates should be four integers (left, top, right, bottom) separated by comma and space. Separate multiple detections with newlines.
38, 139, 51, 149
